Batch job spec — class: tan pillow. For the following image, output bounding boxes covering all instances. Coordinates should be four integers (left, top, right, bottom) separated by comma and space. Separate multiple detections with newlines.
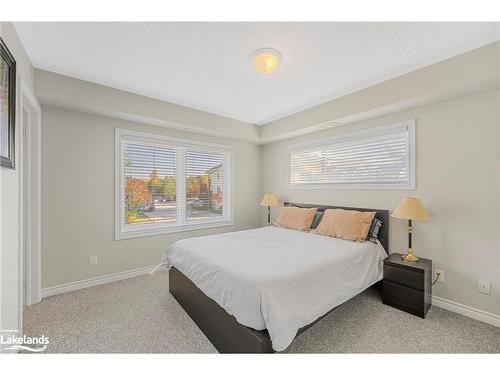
316, 209, 376, 241
274, 206, 318, 232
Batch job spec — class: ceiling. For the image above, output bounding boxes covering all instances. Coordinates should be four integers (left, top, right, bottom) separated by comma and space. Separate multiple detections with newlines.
14, 22, 499, 125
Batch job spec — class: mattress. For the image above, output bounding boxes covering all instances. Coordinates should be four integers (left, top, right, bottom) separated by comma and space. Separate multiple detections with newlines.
161, 226, 387, 351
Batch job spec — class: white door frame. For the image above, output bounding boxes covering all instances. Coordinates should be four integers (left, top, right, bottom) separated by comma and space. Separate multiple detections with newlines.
18, 79, 41, 322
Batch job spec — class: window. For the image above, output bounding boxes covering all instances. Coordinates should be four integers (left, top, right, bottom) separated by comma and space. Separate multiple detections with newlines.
288, 120, 415, 189
116, 129, 232, 239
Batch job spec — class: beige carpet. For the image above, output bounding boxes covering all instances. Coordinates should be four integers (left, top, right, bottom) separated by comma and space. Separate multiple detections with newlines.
23, 271, 500, 353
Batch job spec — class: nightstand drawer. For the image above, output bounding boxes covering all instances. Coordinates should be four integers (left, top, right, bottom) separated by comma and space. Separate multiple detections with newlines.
384, 263, 424, 291
383, 280, 425, 318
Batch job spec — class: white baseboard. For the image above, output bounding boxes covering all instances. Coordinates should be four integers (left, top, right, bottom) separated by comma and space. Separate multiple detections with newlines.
41, 267, 500, 329
433, 296, 500, 327
41, 265, 158, 298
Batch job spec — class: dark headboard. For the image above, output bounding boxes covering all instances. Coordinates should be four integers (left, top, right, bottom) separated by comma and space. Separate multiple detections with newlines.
284, 202, 389, 254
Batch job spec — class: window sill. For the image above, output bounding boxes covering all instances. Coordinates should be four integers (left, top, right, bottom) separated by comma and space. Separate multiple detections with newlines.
115, 219, 234, 240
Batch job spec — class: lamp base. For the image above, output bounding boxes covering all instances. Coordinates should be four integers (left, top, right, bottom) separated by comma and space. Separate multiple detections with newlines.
401, 249, 420, 262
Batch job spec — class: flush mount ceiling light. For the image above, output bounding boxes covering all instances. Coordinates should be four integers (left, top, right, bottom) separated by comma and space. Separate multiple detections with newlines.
252, 48, 281, 74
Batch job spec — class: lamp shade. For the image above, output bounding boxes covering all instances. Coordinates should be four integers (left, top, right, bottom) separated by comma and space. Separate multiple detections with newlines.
391, 197, 429, 221
260, 193, 279, 207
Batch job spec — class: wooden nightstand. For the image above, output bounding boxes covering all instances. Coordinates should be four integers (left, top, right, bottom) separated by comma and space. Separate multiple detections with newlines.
383, 253, 432, 318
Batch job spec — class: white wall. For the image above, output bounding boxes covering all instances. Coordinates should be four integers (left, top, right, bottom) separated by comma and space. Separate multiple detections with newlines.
261, 90, 500, 316
41, 106, 262, 288
0, 22, 34, 336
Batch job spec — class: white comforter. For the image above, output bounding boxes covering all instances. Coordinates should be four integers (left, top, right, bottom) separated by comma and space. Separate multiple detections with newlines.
161, 226, 387, 351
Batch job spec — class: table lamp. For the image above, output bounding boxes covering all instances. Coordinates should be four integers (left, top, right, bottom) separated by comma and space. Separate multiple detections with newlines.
391, 197, 429, 262
260, 193, 279, 224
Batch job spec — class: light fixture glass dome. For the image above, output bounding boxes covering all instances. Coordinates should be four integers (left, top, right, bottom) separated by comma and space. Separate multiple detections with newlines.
252, 48, 281, 74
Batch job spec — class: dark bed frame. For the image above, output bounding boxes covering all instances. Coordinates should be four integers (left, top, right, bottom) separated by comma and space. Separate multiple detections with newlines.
169, 202, 389, 353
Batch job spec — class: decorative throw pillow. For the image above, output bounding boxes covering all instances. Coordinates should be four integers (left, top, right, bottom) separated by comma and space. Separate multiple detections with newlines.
366, 218, 384, 243
274, 206, 318, 232
316, 209, 376, 241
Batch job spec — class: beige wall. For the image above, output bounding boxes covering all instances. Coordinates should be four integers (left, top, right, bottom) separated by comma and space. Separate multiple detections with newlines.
35, 69, 260, 143
0, 22, 34, 333
41, 106, 262, 288
261, 90, 500, 316
260, 41, 499, 143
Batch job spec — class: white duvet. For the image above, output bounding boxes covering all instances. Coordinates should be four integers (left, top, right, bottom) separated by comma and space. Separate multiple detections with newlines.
161, 226, 387, 351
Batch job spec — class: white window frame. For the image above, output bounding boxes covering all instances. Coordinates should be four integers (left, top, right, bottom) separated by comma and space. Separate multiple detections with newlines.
115, 128, 233, 240
287, 119, 416, 190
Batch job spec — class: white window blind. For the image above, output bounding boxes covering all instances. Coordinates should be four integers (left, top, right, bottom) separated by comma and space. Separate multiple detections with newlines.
123, 141, 177, 225
185, 150, 225, 222
116, 129, 232, 240
289, 120, 415, 189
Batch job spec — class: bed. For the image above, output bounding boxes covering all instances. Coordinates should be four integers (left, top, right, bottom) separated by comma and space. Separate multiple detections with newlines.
162, 203, 389, 353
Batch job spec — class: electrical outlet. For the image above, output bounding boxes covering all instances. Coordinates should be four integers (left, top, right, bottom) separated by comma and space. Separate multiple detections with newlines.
434, 269, 444, 282
89, 255, 98, 266
478, 280, 491, 295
